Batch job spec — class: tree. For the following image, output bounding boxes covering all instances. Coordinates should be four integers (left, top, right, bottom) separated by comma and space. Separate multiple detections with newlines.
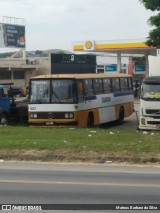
35, 50, 43, 56
132, 56, 145, 65
140, 0, 160, 47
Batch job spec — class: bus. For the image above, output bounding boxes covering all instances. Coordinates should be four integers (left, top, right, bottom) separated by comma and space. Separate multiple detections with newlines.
28, 73, 134, 127
139, 76, 160, 130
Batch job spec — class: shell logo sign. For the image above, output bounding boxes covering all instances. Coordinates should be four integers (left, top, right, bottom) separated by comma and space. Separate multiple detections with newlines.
85, 41, 93, 49
84, 40, 95, 51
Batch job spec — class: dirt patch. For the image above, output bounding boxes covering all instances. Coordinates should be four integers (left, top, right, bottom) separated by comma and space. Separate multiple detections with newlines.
0, 149, 160, 164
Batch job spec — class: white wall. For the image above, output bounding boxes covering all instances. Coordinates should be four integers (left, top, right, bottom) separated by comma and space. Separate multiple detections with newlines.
97, 55, 129, 64
148, 50, 160, 76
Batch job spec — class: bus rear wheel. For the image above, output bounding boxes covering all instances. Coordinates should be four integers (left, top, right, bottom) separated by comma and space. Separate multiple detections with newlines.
87, 113, 94, 128
118, 107, 124, 124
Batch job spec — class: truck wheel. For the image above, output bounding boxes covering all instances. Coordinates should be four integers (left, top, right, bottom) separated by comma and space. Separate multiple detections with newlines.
0, 114, 8, 126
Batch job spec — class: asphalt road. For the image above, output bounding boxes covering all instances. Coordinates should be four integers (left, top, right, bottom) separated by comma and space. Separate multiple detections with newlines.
0, 161, 160, 210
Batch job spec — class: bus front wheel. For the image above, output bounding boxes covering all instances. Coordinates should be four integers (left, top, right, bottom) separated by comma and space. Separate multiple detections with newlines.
87, 113, 94, 128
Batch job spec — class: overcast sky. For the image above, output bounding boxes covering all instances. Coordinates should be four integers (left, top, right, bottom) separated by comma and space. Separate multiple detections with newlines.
0, 0, 156, 52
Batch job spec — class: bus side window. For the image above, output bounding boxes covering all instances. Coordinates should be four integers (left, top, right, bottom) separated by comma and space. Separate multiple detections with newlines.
103, 78, 112, 93
93, 79, 102, 94
120, 78, 128, 91
112, 78, 120, 92
128, 78, 133, 90
84, 79, 93, 96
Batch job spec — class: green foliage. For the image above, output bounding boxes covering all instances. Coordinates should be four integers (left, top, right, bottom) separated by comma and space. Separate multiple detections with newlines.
148, 14, 160, 27
0, 52, 15, 58
139, 0, 160, 11
146, 28, 160, 47
35, 50, 43, 56
132, 57, 145, 65
140, 0, 160, 47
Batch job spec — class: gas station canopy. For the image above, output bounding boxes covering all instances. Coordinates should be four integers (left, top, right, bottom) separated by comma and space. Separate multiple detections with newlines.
72, 39, 157, 75
72, 39, 157, 56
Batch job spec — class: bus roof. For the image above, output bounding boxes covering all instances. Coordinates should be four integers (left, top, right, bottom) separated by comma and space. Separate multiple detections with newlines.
30, 73, 132, 80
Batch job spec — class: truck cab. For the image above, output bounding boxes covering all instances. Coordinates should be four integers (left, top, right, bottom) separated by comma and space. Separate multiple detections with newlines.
0, 84, 12, 125
0, 83, 28, 125
139, 76, 160, 130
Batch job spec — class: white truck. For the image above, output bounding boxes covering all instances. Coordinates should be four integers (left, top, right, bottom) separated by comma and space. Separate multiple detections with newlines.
139, 54, 160, 130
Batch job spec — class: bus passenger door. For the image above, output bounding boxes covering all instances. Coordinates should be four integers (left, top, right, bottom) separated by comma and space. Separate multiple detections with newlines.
77, 80, 84, 103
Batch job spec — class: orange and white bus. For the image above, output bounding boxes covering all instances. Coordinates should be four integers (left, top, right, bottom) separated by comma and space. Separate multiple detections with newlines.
28, 73, 134, 127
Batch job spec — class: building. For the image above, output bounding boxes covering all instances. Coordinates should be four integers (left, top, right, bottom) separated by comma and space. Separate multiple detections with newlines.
0, 57, 38, 87
0, 49, 68, 87
0, 45, 158, 89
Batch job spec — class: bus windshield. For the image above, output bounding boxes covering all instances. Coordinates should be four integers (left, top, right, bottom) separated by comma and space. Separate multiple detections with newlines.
30, 79, 77, 104
141, 83, 160, 101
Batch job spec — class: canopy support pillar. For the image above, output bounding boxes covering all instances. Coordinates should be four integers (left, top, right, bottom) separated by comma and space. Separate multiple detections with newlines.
117, 52, 121, 72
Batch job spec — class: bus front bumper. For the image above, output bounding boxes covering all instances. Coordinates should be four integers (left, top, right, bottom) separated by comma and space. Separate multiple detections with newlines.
29, 120, 78, 127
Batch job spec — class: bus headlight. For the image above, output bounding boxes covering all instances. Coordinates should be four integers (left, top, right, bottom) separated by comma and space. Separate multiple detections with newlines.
65, 113, 74, 119
30, 113, 37, 118
65, 113, 69, 118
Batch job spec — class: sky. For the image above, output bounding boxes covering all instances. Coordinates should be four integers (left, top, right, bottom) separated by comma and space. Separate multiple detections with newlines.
0, 0, 156, 52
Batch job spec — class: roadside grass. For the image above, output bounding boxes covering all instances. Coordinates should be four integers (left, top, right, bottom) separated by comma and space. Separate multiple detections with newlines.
0, 126, 160, 164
